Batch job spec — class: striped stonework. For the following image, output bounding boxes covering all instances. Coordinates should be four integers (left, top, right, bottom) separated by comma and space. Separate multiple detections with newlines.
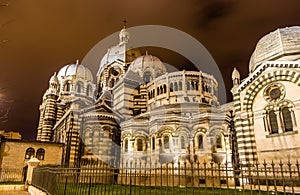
37, 94, 58, 141
233, 62, 300, 164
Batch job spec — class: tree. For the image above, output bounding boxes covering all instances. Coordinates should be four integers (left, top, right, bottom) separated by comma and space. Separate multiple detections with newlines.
0, 0, 9, 48
0, 0, 11, 125
0, 88, 12, 125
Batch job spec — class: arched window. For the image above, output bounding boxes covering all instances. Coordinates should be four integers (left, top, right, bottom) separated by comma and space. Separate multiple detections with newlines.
180, 136, 186, 149
76, 82, 83, 93
282, 107, 293, 132
195, 82, 199, 91
198, 134, 203, 149
163, 85, 166, 93
36, 148, 45, 160
170, 83, 173, 92
269, 110, 278, 134
174, 83, 178, 91
144, 72, 151, 83
186, 82, 190, 90
86, 85, 92, 96
216, 135, 222, 149
124, 139, 128, 152
25, 148, 35, 159
202, 83, 205, 92
137, 139, 143, 151
191, 82, 195, 90
179, 81, 182, 90
152, 137, 155, 150
164, 135, 170, 149
64, 82, 71, 92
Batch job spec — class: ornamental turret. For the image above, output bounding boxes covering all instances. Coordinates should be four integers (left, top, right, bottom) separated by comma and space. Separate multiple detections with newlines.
231, 67, 240, 87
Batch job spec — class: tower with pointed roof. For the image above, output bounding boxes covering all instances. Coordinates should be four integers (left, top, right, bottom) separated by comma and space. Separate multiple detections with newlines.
37, 61, 96, 165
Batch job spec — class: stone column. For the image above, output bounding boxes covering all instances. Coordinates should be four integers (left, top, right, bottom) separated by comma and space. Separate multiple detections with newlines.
26, 158, 40, 187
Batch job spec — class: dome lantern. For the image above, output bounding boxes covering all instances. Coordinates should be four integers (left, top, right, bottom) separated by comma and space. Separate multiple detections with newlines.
119, 21, 130, 44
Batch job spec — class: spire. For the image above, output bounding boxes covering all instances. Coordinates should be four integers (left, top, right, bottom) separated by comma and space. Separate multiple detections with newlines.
50, 72, 58, 84
75, 59, 80, 78
49, 72, 59, 93
123, 20, 127, 29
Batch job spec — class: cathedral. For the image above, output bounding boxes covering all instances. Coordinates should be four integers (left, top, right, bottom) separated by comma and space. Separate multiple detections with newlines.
36, 25, 300, 167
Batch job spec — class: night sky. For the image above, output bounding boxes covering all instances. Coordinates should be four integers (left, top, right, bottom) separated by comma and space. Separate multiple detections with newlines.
1, 0, 300, 140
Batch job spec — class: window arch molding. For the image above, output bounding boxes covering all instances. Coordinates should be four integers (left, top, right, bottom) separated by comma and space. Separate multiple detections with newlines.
124, 138, 129, 152
281, 107, 293, 132
76, 81, 84, 93
151, 135, 156, 151
208, 128, 225, 151
179, 134, 188, 150
134, 136, 147, 152
36, 148, 45, 160
194, 133, 205, 149
175, 127, 190, 150
263, 100, 296, 134
25, 148, 35, 159
162, 134, 171, 150
86, 84, 92, 96
193, 128, 207, 150
63, 81, 72, 92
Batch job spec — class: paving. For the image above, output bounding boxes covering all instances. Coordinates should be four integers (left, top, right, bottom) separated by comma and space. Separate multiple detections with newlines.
0, 191, 29, 195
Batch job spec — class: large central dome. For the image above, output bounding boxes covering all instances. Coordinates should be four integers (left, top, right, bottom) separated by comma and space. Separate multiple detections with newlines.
249, 26, 300, 72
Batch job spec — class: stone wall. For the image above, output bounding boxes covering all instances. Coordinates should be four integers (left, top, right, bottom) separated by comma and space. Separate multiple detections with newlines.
0, 140, 64, 169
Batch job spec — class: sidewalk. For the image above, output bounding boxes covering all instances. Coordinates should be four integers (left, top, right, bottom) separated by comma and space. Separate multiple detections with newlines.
0, 184, 29, 194
0, 191, 29, 195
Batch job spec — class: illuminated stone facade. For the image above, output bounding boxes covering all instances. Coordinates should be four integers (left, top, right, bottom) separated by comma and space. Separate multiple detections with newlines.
232, 26, 300, 164
37, 25, 300, 166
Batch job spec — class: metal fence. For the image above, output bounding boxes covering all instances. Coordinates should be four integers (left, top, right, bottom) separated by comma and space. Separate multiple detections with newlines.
31, 160, 300, 195
0, 167, 26, 183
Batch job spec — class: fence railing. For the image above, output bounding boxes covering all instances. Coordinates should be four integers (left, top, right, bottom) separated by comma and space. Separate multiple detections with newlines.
31, 160, 300, 195
0, 168, 26, 183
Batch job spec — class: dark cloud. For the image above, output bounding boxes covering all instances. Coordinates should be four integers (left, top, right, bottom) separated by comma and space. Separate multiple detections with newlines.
192, 0, 237, 28
202, 1, 236, 23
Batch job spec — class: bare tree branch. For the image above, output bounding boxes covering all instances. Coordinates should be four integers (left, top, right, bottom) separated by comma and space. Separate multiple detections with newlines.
0, 88, 13, 125
0, 1, 10, 48
0, 1, 9, 6
0, 39, 8, 47
1, 19, 14, 29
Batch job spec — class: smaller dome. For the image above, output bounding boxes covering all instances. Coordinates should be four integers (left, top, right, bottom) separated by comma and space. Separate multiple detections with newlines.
49, 72, 59, 84
231, 67, 240, 80
127, 53, 167, 82
249, 26, 300, 72
57, 61, 93, 82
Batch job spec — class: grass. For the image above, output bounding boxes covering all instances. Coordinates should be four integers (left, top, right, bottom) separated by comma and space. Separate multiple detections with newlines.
0, 181, 24, 185
55, 183, 281, 195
